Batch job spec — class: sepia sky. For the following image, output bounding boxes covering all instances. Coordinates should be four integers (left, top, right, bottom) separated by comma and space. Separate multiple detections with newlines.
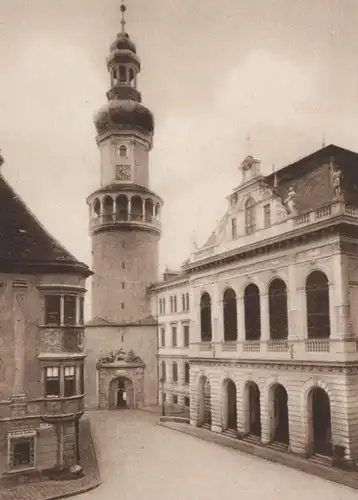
1, 0, 358, 273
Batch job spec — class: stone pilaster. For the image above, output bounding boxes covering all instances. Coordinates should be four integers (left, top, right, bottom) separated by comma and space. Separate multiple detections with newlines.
11, 291, 27, 416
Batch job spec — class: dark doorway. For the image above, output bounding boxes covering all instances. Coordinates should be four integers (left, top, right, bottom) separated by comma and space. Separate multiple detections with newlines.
312, 388, 332, 456
248, 383, 261, 437
227, 380, 237, 430
116, 378, 128, 409
272, 385, 289, 445
223, 289, 238, 341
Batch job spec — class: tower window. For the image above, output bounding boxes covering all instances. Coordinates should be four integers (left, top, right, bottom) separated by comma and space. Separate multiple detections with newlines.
121, 303, 125, 309
122, 262, 125, 269
119, 145, 127, 158
122, 282, 125, 289
119, 65, 126, 83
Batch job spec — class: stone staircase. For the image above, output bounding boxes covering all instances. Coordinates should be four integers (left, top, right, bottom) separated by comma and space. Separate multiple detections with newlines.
309, 454, 332, 467
222, 429, 239, 439
242, 434, 261, 445
267, 441, 289, 453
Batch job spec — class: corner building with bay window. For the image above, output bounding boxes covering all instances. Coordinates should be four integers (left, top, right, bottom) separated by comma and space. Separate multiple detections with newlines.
151, 145, 358, 467
0, 156, 91, 482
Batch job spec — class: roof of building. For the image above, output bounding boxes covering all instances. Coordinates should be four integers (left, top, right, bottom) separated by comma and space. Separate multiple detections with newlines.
88, 183, 163, 202
0, 174, 91, 276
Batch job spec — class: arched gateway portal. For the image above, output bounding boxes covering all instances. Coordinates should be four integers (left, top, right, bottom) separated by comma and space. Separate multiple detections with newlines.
108, 377, 134, 409
271, 384, 289, 445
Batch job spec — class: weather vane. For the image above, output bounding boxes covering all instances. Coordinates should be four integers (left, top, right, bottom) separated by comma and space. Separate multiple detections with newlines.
120, 0, 127, 33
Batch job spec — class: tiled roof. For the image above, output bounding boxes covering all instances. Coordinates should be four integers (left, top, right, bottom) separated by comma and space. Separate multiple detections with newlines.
0, 175, 91, 276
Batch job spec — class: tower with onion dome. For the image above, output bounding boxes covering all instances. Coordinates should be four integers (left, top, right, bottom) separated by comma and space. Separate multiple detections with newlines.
85, 2, 162, 410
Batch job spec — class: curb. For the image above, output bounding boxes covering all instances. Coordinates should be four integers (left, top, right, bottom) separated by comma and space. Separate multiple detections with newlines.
158, 421, 358, 492
44, 481, 102, 500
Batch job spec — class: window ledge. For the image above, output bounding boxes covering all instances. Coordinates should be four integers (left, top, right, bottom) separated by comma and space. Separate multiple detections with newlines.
6, 465, 36, 475
38, 324, 84, 329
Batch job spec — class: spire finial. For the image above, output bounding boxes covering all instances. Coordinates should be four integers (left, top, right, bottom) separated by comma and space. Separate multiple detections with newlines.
120, 0, 127, 33
321, 133, 326, 148
246, 132, 252, 156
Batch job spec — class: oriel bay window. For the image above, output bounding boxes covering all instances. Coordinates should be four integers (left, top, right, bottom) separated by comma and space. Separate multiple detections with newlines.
44, 364, 83, 398
64, 366, 76, 397
45, 367, 60, 397
44, 294, 85, 326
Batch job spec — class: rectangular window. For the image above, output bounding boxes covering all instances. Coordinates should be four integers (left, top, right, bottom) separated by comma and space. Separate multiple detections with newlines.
79, 296, 85, 325
160, 327, 165, 347
183, 325, 190, 347
64, 295, 76, 325
264, 204, 271, 228
184, 396, 190, 407
170, 296, 173, 313
182, 294, 185, 311
45, 295, 61, 325
159, 299, 162, 315
172, 326, 177, 347
186, 293, 190, 311
9, 434, 35, 470
174, 296, 177, 313
163, 298, 166, 315
64, 366, 76, 397
172, 394, 178, 404
231, 217, 237, 239
45, 366, 60, 397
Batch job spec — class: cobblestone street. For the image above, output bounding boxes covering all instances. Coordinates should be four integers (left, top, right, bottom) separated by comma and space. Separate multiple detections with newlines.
80, 410, 358, 500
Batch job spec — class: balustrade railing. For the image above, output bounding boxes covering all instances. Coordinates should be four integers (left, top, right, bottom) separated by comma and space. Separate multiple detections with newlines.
189, 200, 358, 264
305, 339, 330, 352
267, 340, 289, 352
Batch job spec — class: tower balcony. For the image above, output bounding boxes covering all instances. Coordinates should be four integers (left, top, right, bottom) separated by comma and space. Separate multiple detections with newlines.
90, 211, 161, 234
88, 189, 163, 235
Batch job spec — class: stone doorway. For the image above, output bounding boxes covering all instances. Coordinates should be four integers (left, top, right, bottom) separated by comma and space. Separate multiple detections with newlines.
271, 384, 289, 445
311, 388, 332, 457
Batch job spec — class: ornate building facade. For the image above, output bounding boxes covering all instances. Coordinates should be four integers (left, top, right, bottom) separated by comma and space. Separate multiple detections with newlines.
84, 6, 162, 410
0, 153, 91, 482
151, 145, 358, 467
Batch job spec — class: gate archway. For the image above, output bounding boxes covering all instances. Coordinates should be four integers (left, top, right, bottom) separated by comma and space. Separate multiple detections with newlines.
108, 377, 134, 409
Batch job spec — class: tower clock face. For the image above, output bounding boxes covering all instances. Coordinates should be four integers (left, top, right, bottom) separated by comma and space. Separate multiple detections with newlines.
116, 164, 131, 181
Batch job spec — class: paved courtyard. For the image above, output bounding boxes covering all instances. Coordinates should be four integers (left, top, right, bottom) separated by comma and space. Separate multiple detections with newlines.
80, 410, 358, 500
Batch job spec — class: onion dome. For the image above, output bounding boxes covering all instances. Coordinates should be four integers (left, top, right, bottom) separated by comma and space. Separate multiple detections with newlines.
110, 32, 136, 54
94, 100, 154, 135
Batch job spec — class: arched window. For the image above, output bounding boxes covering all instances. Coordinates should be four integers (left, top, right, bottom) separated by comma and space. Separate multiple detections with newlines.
119, 65, 126, 83
93, 198, 100, 218
145, 199, 153, 222
112, 67, 117, 84
200, 292, 212, 342
116, 195, 128, 221
172, 362, 178, 383
269, 279, 288, 340
129, 68, 135, 85
306, 271, 330, 338
184, 362, 190, 384
161, 361, 166, 381
223, 288, 238, 341
119, 145, 127, 157
102, 195, 113, 221
244, 284, 261, 340
245, 198, 256, 235
131, 196, 143, 221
